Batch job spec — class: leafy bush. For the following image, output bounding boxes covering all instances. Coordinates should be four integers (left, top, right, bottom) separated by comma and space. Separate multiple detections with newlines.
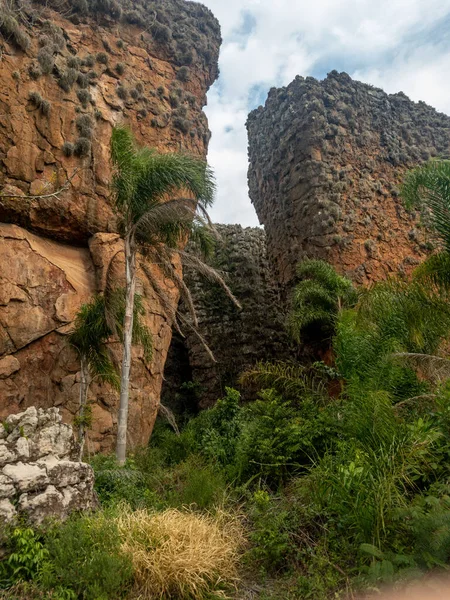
0, 527, 48, 588
40, 512, 133, 600
246, 490, 294, 573
116, 506, 244, 599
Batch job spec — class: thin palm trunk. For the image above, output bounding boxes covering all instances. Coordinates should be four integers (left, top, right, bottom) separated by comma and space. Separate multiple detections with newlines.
116, 234, 136, 465
78, 355, 89, 461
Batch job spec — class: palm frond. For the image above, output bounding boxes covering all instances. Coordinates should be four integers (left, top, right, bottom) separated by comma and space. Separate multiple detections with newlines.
402, 159, 450, 250
140, 260, 181, 332
132, 198, 196, 241
179, 251, 242, 309
240, 360, 327, 398
177, 311, 216, 363
289, 259, 357, 343
413, 252, 450, 291
393, 353, 450, 383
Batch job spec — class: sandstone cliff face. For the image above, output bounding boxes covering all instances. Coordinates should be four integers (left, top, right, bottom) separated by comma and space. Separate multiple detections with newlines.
162, 225, 291, 409
0, 0, 220, 450
247, 71, 450, 288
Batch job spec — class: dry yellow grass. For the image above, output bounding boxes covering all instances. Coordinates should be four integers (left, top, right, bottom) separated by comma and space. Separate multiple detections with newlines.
115, 506, 245, 599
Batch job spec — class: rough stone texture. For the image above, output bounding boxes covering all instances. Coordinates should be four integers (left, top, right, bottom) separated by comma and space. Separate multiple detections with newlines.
0, 1, 220, 450
0, 407, 96, 525
162, 225, 292, 408
247, 71, 450, 288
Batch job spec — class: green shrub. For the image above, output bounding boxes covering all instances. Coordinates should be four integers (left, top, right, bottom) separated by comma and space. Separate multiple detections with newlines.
116, 39, 124, 49
91, 454, 154, 509
246, 491, 293, 573
130, 88, 139, 100
164, 457, 227, 510
0, 527, 48, 588
40, 513, 133, 600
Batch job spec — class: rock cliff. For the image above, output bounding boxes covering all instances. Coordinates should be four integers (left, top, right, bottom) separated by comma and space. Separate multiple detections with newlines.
162, 225, 291, 408
0, 407, 97, 525
0, 0, 220, 450
247, 71, 450, 288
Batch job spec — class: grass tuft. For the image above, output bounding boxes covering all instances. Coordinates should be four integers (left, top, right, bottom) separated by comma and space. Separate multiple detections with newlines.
116, 505, 244, 599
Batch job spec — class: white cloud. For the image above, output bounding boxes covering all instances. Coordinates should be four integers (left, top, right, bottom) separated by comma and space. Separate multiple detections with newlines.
198, 0, 450, 226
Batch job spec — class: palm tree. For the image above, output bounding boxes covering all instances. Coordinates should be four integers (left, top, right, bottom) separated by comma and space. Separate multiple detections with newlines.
402, 159, 450, 289
69, 292, 152, 460
110, 126, 238, 464
288, 259, 358, 344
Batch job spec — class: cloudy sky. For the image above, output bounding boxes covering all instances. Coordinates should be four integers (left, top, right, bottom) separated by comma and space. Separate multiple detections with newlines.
198, 0, 450, 227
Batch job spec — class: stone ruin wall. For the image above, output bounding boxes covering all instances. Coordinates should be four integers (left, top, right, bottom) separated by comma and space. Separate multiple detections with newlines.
162, 225, 292, 409
247, 71, 450, 289
0, 0, 221, 451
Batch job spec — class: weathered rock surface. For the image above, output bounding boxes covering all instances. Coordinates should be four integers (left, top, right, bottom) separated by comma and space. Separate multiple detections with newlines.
247, 71, 450, 288
162, 225, 292, 408
0, 407, 96, 525
0, 1, 220, 449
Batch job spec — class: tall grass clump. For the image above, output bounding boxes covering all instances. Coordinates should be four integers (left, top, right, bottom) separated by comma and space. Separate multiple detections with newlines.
116, 506, 245, 599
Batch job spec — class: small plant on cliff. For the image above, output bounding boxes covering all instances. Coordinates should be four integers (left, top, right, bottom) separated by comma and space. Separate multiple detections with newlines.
69, 293, 151, 459
0, 10, 30, 51
109, 126, 239, 464
288, 259, 358, 345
